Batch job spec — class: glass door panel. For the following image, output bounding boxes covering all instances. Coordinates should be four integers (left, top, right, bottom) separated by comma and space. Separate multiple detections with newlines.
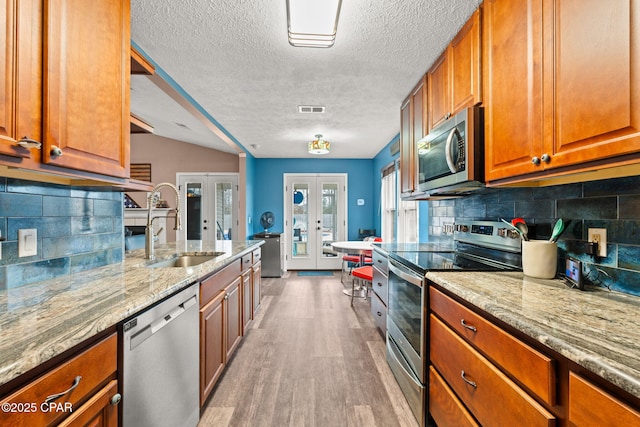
292, 183, 309, 258
186, 183, 203, 240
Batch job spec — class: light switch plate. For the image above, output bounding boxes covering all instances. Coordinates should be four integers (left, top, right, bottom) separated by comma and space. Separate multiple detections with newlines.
18, 228, 37, 257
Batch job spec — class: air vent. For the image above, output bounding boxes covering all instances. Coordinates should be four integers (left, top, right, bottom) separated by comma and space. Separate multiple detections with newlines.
298, 105, 326, 114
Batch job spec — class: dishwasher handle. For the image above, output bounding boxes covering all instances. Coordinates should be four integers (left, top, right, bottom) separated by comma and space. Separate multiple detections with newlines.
129, 294, 197, 351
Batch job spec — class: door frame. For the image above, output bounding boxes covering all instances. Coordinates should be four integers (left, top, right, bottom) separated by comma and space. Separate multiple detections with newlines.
176, 172, 239, 241
283, 173, 348, 271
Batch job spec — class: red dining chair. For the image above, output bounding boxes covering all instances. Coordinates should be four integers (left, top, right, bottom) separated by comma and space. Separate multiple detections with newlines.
351, 265, 373, 306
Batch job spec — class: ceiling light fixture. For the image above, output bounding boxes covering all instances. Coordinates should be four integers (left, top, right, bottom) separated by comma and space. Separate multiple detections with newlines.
308, 134, 330, 155
286, 0, 342, 48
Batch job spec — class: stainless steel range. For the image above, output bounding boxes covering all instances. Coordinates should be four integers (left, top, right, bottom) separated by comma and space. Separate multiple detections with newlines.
385, 221, 522, 426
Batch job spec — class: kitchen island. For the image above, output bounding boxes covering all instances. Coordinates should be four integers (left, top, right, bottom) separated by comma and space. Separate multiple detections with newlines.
0, 240, 263, 390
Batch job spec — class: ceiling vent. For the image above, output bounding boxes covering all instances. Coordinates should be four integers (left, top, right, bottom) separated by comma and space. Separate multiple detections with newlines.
298, 105, 326, 113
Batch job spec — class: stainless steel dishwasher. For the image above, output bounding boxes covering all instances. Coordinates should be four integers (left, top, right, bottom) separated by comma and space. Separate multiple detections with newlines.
121, 283, 199, 427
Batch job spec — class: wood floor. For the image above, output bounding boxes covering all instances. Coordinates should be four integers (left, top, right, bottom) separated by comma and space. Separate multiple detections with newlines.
198, 271, 419, 427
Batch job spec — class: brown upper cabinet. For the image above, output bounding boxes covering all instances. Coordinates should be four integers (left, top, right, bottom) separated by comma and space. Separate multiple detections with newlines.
0, 0, 42, 159
1, 0, 131, 179
400, 77, 426, 196
427, 8, 482, 132
484, 0, 640, 184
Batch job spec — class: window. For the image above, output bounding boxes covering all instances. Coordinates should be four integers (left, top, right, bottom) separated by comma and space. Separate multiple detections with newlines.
380, 162, 419, 243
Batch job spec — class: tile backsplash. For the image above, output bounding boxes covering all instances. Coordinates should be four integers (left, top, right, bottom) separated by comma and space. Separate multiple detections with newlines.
0, 178, 124, 290
428, 175, 640, 297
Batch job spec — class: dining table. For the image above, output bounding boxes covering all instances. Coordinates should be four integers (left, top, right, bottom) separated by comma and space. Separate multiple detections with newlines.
331, 240, 375, 297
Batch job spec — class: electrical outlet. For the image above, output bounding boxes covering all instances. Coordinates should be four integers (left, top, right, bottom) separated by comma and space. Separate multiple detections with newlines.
588, 228, 607, 257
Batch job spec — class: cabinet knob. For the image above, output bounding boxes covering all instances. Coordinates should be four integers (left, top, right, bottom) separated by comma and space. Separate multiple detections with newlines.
541, 153, 551, 163
17, 136, 42, 149
50, 145, 63, 157
531, 156, 541, 166
110, 393, 122, 406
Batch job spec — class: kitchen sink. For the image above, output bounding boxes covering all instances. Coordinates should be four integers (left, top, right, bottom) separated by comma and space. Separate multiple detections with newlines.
146, 252, 225, 268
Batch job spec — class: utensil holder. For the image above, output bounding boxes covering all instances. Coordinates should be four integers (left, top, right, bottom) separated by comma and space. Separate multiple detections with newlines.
522, 240, 558, 279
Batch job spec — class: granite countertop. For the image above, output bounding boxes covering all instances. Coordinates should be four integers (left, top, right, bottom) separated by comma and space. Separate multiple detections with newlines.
0, 240, 263, 388
426, 270, 640, 400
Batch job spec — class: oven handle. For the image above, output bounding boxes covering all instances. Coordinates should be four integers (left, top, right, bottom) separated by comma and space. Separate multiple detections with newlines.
389, 260, 424, 288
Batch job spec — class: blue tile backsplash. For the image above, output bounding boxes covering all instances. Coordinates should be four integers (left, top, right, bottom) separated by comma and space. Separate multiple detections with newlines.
428, 175, 640, 297
0, 178, 123, 290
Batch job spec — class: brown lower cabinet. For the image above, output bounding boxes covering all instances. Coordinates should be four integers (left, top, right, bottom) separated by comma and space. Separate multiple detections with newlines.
199, 249, 262, 407
429, 284, 640, 427
0, 333, 119, 427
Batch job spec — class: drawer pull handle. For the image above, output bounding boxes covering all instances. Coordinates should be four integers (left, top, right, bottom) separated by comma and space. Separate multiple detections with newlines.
461, 370, 477, 388
377, 311, 383, 317
460, 319, 477, 332
44, 376, 82, 403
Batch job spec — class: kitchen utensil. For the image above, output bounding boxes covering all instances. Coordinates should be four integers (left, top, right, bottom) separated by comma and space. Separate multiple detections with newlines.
549, 219, 565, 243
500, 218, 525, 239
514, 221, 529, 241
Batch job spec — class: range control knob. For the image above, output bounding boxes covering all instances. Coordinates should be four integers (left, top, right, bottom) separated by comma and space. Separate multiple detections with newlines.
455, 224, 469, 232
498, 228, 520, 239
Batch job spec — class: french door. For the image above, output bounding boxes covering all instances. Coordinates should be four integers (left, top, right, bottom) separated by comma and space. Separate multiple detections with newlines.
177, 173, 239, 241
284, 174, 347, 270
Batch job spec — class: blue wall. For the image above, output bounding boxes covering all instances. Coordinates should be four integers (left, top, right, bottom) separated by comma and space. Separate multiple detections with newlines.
252, 158, 375, 240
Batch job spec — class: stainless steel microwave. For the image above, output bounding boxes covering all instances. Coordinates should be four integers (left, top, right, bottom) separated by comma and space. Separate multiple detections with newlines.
415, 106, 484, 197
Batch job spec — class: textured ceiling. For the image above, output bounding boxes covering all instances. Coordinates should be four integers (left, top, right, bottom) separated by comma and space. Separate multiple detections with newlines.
130, 0, 482, 158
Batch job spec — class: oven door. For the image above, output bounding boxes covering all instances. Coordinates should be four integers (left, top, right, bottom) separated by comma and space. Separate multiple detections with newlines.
387, 258, 426, 382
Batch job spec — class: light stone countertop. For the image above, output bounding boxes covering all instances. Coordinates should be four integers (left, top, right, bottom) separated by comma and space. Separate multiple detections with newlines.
0, 240, 263, 388
426, 270, 640, 400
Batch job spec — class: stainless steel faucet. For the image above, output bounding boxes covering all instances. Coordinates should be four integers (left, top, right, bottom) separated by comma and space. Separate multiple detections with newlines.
146, 183, 182, 260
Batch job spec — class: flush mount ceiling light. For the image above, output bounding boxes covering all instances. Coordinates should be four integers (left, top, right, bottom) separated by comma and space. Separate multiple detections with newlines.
286, 0, 342, 48
308, 134, 331, 155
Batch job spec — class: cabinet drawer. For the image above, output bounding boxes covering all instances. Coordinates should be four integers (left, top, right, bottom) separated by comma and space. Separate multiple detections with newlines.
429, 365, 479, 427
430, 315, 555, 427
241, 253, 253, 272
569, 372, 640, 427
430, 286, 556, 405
0, 334, 117, 427
252, 249, 261, 264
372, 265, 388, 306
372, 249, 388, 275
201, 259, 241, 306
370, 292, 386, 335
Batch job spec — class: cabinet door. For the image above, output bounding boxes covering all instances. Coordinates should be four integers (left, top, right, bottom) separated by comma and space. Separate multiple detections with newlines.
484, 0, 545, 182
225, 277, 242, 359
399, 95, 414, 195
450, 8, 482, 114
242, 271, 252, 332
428, 52, 450, 131
252, 262, 261, 316
550, 0, 640, 167
0, 0, 41, 158
43, 0, 130, 178
57, 380, 119, 427
200, 291, 225, 406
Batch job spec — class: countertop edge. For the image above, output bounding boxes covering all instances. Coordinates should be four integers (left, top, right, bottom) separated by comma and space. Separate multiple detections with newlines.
0, 240, 263, 389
